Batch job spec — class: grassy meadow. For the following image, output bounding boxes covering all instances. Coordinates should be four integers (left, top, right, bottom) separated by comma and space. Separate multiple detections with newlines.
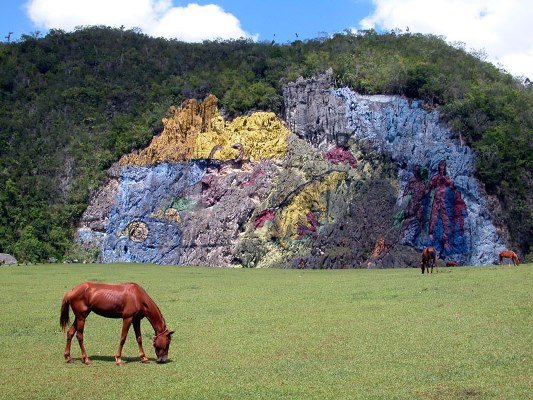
0, 263, 531, 399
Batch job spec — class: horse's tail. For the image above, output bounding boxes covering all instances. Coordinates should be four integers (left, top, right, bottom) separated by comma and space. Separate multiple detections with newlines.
60, 295, 71, 332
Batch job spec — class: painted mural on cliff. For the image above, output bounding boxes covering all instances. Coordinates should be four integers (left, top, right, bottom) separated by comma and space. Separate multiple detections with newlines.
76, 73, 505, 267
78, 95, 291, 266
332, 85, 504, 265
396, 160, 468, 257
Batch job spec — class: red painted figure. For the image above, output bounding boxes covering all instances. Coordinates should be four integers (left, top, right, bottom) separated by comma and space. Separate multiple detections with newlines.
453, 190, 467, 235
426, 160, 456, 249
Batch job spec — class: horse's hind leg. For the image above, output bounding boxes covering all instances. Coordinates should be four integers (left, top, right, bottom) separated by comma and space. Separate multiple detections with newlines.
64, 322, 77, 363
115, 317, 133, 366
75, 318, 91, 365
133, 318, 149, 363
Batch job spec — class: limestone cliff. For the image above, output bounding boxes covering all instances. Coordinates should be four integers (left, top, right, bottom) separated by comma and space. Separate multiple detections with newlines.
76, 73, 506, 267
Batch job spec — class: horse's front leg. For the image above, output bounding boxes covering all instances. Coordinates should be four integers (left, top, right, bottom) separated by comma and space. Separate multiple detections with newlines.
133, 318, 149, 363
115, 317, 133, 366
64, 321, 77, 363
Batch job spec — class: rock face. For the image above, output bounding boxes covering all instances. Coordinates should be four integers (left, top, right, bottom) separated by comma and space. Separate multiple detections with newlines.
333, 88, 505, 265
283, 72, 347, 149
77, 96, 286, 265
103, 162, 204, 264
76, 73, 506, 267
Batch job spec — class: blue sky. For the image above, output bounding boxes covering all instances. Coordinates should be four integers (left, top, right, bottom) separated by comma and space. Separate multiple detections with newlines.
0, 0, 375, 43
1, 1, 532, 78
177, 0, 376, 43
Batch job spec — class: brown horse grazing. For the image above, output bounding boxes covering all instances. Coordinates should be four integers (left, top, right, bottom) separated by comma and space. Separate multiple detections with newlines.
446, 261, 459, 267
60, 282, 173, 366
420, 246, 437, 274
498, 250, 520, 266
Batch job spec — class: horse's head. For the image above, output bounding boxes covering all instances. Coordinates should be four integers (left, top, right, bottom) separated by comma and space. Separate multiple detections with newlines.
153, 329, 174, 363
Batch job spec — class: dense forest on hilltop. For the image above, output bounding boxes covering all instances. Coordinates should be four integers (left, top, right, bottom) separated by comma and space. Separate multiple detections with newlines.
0, 27, 531, 263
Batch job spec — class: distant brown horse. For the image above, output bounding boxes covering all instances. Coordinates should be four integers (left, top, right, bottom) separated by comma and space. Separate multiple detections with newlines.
498, 250, 520, 266
60, 282, 173, 366
420, 246, 437, 274
446, 261, 459, 267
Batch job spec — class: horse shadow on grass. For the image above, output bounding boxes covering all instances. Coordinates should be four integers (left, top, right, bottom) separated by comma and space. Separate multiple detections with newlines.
70, 355, 174, 364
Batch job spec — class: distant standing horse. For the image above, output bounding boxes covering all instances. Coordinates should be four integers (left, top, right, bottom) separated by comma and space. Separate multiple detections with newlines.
421, 246, 437, 274
60, 282, 174, 365
498, 250, 520, 266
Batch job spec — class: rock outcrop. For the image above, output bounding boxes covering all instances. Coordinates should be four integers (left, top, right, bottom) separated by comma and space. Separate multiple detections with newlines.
283, 71, 347, 149
76, 73, 506, 267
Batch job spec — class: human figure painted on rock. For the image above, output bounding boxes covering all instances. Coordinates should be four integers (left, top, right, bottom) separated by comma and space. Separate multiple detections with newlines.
400, 165, 426, 238
452, 190, 467, 236
425, 160, 466, 249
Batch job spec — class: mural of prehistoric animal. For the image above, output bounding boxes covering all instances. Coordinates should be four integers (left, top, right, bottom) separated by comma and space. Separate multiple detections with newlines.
60, 282, 173, 365
446, 260, 459, 267
498, 250, 520, 266
207, 145, 223, 170
220, 143, 245, 171
420, 246, 437, 274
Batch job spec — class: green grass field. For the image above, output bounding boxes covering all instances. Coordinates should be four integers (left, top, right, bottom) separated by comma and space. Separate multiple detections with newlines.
0, 263, 531, 399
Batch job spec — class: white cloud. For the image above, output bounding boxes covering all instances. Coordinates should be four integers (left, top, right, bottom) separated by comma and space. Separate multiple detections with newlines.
151, 4, 254, 42
359, 0, 533, 78
26, 0, 254, 42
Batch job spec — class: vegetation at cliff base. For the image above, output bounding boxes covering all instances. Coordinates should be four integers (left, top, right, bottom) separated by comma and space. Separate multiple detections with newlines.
0, 27, 531, 262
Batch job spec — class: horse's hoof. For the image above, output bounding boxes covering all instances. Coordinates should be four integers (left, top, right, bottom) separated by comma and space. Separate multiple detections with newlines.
116, 361, 125, 366
140, 358, 149, 363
